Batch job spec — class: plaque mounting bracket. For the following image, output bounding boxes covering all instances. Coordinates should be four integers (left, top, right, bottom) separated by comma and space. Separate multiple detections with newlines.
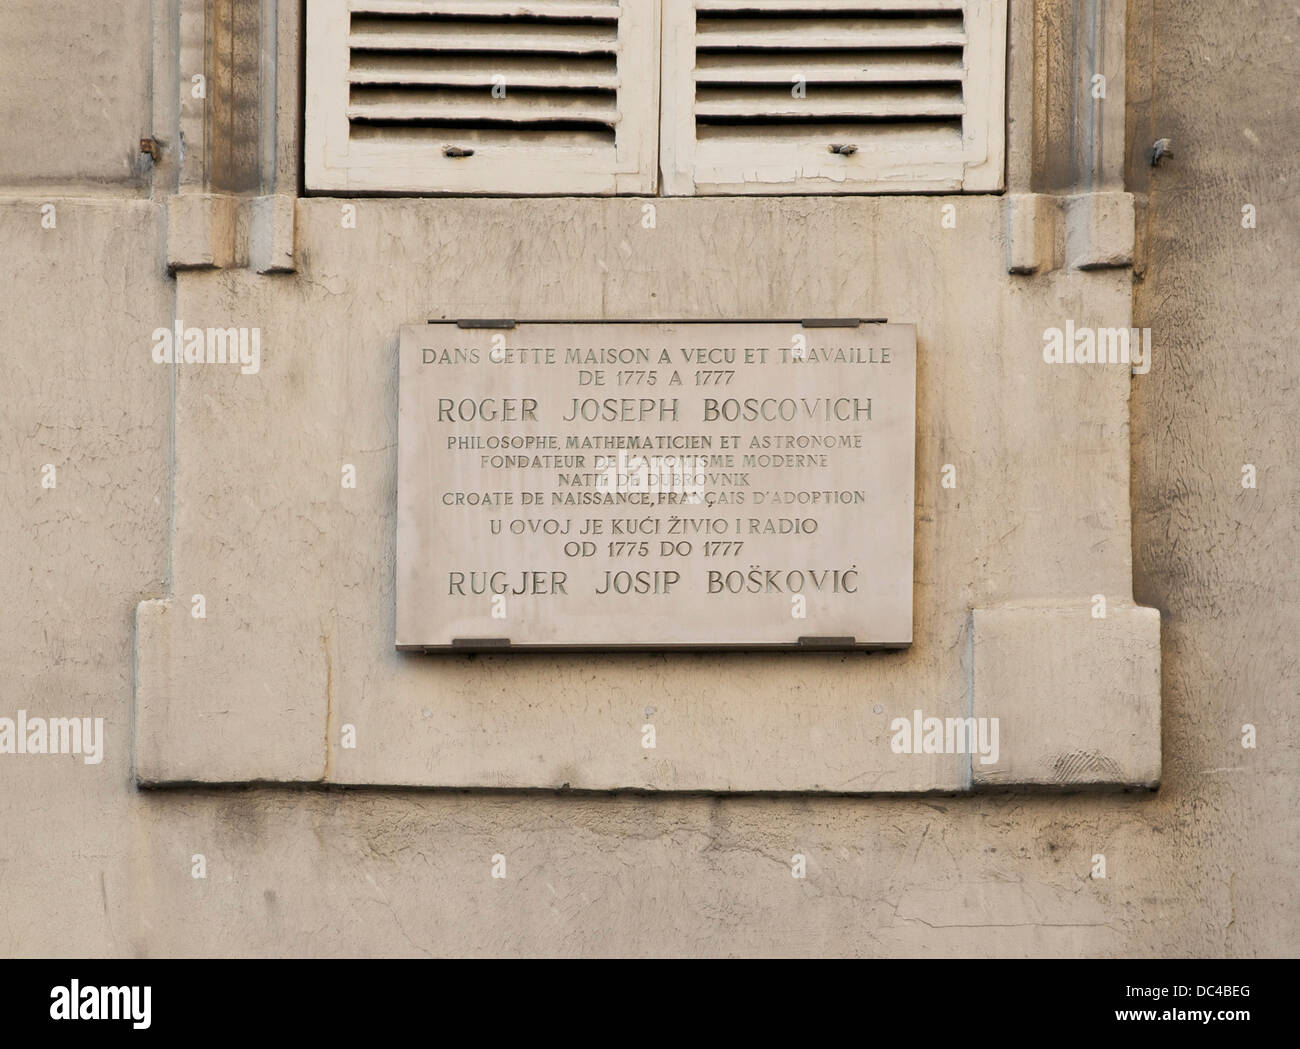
800, 318, 887, 327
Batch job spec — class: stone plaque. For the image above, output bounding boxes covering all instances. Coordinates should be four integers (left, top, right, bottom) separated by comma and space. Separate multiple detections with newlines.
397, 321, 915, 649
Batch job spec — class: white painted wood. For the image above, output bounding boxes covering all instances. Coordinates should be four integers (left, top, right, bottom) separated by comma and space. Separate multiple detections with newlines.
694, 88, 966, 120
695, 51, 965, 84
348, 54, 621, 89
352, 0, 616, 15
348, 22, 618, 54
697, 0, 964, 9
661, 0, 1007, 195
694, 18, 967, 49
306, 0, 659, 194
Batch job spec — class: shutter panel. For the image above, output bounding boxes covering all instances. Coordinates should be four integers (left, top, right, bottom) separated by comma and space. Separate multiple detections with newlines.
661, 0, 1006, 194
306, 0, 659, 194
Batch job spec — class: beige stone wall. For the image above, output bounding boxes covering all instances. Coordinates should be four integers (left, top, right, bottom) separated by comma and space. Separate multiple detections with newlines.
0, 0, 1294, 956
137, 195, 1152, 794
1128, 0, 1300, 956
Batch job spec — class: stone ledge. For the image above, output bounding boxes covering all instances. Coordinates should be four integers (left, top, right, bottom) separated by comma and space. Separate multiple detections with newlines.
135, 596, 1162, 794
971, 602, 1161, 791
1004, 193, 1061, 275
134, 598, 326, 785
1065, 191, 1136, 270
249, 195, 297, 274
165, 193, 237, 271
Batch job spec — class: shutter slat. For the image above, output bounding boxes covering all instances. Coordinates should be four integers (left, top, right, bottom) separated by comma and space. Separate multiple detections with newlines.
349, 124, 615, 147
695, 87, 965, 120
349, 20, 618, 54
350, 53, 618, 89
694, 51, 964, 83
696, 18, 966, 50
351, 0, 618, 17
348, 93, 618, 125
696, 0, 963, 10
694, 122, 962, 149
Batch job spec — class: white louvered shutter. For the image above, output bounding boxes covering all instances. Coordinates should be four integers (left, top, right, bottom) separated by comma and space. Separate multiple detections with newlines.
306, 0, 660, 193
661, 0, 1006, 194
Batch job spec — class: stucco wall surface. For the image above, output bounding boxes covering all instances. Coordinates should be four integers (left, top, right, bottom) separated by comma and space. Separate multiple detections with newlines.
136, 194, 1143, 792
